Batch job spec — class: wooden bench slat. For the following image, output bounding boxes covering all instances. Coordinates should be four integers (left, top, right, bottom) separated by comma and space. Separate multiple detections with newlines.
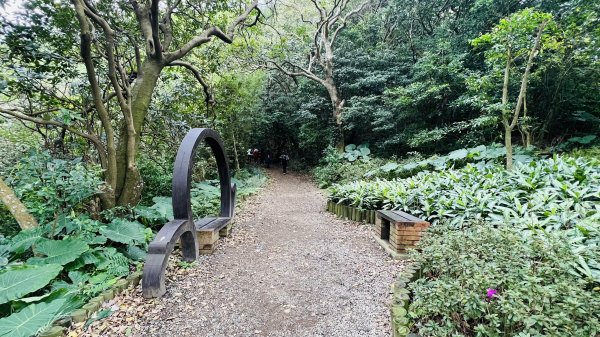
390, 210, 424, 222
195, 217, 231, 231
377, 210, 426, 224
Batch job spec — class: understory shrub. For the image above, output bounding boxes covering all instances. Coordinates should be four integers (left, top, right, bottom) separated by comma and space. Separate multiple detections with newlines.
0, 151, 152, 336
2, 151, 103, 226
138, 156, 174, 205
409, 223, 600, 337
0, 213, 151, 336
313, 146, 383, 188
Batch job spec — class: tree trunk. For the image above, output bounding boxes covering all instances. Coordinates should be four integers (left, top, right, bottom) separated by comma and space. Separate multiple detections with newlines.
115, 60, 163, 207
504, 122, 513, 171
0, 177, 39, 230
231, 129, 240, 172
324, 79, 345, 151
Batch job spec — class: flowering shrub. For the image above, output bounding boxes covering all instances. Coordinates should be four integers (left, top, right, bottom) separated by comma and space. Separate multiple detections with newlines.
409, 223, 600, 337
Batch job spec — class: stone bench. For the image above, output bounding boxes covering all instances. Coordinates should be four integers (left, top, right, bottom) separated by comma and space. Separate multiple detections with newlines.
375, 210, 430, 254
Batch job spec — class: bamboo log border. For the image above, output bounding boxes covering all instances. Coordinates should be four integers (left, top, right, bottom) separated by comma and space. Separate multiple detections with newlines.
390, 264, 422, 337
326, 200, 377, 223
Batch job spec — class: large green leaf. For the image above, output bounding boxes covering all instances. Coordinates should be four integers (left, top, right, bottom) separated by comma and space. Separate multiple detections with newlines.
28, 239, 89, 266
149, 196, 173, 220
0, 298, 66, 337
9, 228, 45, 254
0, 264, 62, 305
99, 219, 145, 244
447, 149, 468, 161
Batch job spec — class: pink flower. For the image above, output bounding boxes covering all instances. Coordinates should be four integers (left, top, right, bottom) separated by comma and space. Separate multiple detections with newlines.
486, 288, 498, 299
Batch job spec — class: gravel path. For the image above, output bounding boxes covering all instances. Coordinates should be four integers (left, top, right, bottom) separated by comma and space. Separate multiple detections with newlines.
72, 170, 402, 337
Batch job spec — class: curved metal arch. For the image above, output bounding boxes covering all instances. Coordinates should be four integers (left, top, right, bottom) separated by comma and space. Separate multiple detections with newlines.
142, 128, 236, 298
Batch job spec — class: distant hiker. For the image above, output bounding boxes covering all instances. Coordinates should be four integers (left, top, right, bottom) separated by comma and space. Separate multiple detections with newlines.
265, 153, 272, 168
280, 153, 290, 174
253, 148, 260, 164
247, 148, 252, 164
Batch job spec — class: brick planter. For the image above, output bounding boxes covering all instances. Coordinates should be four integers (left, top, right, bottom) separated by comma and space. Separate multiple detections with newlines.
375, 210, 430, 253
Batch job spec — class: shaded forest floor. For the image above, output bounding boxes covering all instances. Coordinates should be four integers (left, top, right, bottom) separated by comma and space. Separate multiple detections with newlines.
70, 169, 402, 337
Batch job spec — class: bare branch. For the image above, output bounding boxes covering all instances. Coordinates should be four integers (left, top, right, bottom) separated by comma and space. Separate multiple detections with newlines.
149, 0, 163, 58
331, 0, 370, 44
166, 61, 215, 105
165, 1, 259, 63
265, 61, 325, 85
0, 107, 108, 169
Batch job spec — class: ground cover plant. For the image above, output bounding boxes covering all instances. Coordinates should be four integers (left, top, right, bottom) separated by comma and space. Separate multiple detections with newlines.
313, 145, 386, 188
329, 156, 599, 230
363, 144, 535, 180
409, 223, 600, 337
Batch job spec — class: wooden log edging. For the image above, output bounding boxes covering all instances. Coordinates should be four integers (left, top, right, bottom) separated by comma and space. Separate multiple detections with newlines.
326, 200, 377, 224
390, 264, 422, 337
39, 271, 143, 337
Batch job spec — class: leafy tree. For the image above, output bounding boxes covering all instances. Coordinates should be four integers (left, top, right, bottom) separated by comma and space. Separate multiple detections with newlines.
471, 9, 562, 170
0, 0, 261, 208
265, 0, 371, 149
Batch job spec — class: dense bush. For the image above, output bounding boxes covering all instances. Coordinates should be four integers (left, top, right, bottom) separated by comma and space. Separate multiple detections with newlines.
0, 160, 266, 335
2, 151, 103, 225
138, 156, 174, 205
134, 167, 268, 224
313, 146, 384, 188
409, 223, 600, 337
0, 213, 151, 336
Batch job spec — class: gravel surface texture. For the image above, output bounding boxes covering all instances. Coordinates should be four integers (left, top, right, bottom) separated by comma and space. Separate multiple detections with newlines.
69, 169, 403, 337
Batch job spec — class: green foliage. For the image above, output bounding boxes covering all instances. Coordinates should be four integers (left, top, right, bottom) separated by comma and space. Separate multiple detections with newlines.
1, 151, 103, 226
138, 156, 173, 205
0, 264, 62, 305
471, 9, 560, 67
141, 167, 267, 220
557, 135, 598, 152
98, 219, 146, 245
0, 210, 149, 325
329, 156, 599, 228
27, 239, 88, 266
8, 227, 45, 254
364, 144, 535, 180
313, 146, 383, 188
409, 223, 600, 337
0, 298, 68, 337
343, 144, 371, 162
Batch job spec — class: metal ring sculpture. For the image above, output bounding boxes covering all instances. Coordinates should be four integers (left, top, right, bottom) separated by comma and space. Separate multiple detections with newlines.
142, 128, 236, 298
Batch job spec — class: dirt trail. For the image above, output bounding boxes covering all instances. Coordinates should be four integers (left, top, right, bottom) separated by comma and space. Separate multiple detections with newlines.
78, 170, 401, 337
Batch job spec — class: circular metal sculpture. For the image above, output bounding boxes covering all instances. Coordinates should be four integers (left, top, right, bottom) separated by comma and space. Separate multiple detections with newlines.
142, 128, 236, 298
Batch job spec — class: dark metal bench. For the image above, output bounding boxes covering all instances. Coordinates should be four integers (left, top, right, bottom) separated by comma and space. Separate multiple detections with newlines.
375, 210, 430, 254
142, 128, 236, 298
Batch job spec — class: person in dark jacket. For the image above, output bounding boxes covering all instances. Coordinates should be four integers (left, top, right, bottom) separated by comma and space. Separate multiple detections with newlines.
280, 153, 290, 174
